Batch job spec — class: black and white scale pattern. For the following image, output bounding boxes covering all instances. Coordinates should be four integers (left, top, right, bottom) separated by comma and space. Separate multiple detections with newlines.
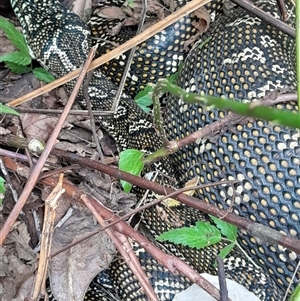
10, 0, 298, 300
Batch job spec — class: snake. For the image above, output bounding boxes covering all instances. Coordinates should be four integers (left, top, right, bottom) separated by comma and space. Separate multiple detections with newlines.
9, 0, 299, 300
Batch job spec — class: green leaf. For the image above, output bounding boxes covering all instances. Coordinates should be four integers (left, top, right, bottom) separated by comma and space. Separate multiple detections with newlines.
209, 215, 237, 242
198, 36, 212, 50
33, 67, 55, 83
135, 94, 152, 113
0, 103, 20, 115
157, 221, 221, 248
0, 16, 29, 54
289, 283, 300, 301
213, 243, 236, 267
0, 177, 5, 204
0, 51, 31, 65
134, 85, 153, 113
218, 243, 235, 261
126, 0, 135, 8
4, 61, 31, 74
119, 149, 144, 193
135, 85, 153, 100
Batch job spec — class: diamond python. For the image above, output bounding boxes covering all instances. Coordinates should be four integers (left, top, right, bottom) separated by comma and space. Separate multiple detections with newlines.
9, 0, 299, 300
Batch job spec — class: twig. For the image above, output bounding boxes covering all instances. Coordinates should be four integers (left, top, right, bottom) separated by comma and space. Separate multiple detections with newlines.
0, 47, 96, 246
230, 0, 295, 37
115, 232, 159, 301
0, 148, 37, 163
7, 0, 212, 107
276, 0, 288, 20
0, 136, 44, 152
282, 260, 300, 301
111, 0, 147, 111
216, 257, 228, 301
31, 174, 64, 300
14, 108, 114, 116
83, 64, 110, 182
81, 194, 159, 301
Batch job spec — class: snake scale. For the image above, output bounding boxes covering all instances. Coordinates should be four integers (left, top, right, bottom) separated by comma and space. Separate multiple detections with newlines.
9, 0, 299, 300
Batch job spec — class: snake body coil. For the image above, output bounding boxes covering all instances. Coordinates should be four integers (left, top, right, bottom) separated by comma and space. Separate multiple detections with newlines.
9, 0, 299, 300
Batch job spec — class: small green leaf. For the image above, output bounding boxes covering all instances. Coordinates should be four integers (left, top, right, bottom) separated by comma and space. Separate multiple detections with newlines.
135, 85, 153, 100
0, 16, 29, 54
0, 51, 31, 65
126, 0, 135, 8
119, 149, 144, 192
135, 94, 152, 113
4, 61, 31, 74
218, 243, 235, 259
198, 36, 212, 50
0, 103, 20, 116
209, 215, 237, 242
157, 221, 221, 249
135, 85, 153, 113
289, 283, 300, 301
215, 243, 236, 266
33, 67, 55, 83
0, 177, 5, 204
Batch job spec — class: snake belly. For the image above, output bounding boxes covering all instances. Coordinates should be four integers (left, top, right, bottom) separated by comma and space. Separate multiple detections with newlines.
9, 0, 299, 300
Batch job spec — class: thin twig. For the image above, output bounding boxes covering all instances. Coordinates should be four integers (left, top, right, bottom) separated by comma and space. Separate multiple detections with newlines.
14, 108, 114, 116
216, 257, 228, 301
145, 90, 298, 164
83, 65, 111, 182
230, 0, 295, 37
0, 148, 37, 163
82, 194, 159, 301
111, 0, 147, 111
282, 260, 300, 301
32, 174, 64, 300
276, 0, 288, 20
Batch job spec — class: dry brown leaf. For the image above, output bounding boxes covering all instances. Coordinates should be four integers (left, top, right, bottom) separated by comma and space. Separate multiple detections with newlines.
54, 141, 95, 156
0, 222, 37, 301
20, 113, 71, 142
72, 0, 92, 22
183, 6, 211, 50
49, 205, 115, 301
58, 128, 93, 143
8, 223, 36, 262
99, 6, 126, 19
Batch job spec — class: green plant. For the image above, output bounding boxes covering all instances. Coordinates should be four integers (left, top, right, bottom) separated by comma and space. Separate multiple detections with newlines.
134, 62, 182, 113
119, 149, 144, 192
0, 103, 19, 115
157, 215, 239, 264
0, 177, 5, 204
0, 16, 54, 83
